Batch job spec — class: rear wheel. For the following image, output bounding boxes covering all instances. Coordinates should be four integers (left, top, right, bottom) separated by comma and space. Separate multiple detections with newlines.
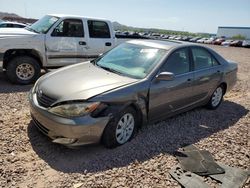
6, 56, 41, 84
102, 107, 138, 148
206, 85, 224, 109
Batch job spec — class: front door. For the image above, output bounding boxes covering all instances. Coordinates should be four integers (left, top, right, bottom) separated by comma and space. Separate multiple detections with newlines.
45, 18, 87, 66
148, 47, 194, 121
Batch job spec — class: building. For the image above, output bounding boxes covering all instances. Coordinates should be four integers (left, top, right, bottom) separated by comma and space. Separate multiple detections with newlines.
217, 26, 250, 39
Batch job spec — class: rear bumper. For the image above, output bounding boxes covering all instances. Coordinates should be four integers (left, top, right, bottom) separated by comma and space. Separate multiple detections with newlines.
28, 90, 110, 146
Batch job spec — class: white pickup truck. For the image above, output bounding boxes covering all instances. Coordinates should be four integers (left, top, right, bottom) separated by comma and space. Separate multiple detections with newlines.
0, 14, 129, 84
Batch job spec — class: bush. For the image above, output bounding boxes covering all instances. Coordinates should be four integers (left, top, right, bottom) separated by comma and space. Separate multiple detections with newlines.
232, 34, 246, 40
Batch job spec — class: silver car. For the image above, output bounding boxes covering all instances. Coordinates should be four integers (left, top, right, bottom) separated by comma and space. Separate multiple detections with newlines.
29, 40, 237, 148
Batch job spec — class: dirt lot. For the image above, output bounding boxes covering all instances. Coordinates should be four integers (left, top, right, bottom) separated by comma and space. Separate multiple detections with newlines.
0, 45, 249, 188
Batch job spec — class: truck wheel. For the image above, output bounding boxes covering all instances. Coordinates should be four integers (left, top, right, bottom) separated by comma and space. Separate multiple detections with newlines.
102, 107, 138, 148
6, 56, 41, 85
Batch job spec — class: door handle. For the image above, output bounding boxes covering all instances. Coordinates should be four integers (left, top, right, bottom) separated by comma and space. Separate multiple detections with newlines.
187, 78, 192, 82
79, 41, 86, 45
217, 70, 221, 73
105, 42, 112, 46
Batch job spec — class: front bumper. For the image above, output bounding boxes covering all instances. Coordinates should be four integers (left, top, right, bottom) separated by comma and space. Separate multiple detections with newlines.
28, 90, 110, 146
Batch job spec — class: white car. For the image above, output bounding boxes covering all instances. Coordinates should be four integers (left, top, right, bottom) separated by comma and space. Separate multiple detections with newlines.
197, 38, 208, 43
0, 14, 129, 84
221, 40, 233, 46
0, 21, 27, 28
242, 40, 250, 48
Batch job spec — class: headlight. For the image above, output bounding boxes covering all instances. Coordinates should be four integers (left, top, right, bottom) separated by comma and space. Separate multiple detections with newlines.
49, 102, 100, 117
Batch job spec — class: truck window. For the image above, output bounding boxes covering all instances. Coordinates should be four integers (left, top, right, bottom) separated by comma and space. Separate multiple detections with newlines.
87, 20, 110, 38
51, 19, 84, 37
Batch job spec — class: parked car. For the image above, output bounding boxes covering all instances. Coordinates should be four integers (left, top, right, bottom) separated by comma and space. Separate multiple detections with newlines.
213, 38, 226, 45
174, 36, 182, 40
0, 14, 140, 84
221, 40, 234, 46
29, 40, 238, 148
0, 21, 27, 28
189, 37, 201, 42
204, 37, 217, 44
242, 40, 250, 48
229, 40, 242, 47
181, 36, 192, 41
197, 38, 208, 43
162, 35, 169, 39
168, 35, 176, 40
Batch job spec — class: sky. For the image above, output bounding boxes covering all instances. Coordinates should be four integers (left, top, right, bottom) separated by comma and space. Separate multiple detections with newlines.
0, 0, 250, 33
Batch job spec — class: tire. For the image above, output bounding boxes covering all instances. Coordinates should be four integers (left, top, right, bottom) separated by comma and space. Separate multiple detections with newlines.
206, 85, 224, 110
102, 107, 138, 148
6, 56, 41, 85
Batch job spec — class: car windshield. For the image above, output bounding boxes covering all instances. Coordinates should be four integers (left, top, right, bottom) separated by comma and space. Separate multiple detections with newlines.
26, 15, 59, 34
95, 43, 166, 79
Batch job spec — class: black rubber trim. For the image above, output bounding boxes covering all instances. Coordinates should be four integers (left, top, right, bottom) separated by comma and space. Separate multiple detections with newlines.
47, 55, 98, 59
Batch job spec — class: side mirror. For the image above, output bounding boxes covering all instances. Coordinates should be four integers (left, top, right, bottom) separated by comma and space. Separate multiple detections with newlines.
156, 72, 175, 81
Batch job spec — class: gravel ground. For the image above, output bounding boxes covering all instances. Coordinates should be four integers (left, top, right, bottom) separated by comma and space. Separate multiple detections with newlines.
0, 45, 249, 188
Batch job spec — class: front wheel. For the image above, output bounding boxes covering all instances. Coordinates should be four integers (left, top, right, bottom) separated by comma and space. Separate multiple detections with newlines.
102, 107, 138, 148
206, 85, 224, 109
6, 56, 41, 85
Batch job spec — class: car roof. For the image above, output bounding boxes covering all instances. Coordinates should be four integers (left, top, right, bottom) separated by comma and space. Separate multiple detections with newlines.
0, 22, 26, 25
48, 14, 110, 22
127, 39, 187, 50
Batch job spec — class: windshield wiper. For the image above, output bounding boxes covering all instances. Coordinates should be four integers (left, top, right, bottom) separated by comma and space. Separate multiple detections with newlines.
97, 65, 125, 76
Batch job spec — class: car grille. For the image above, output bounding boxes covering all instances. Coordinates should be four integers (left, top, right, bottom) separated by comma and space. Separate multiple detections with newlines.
37, 92, 56, 108
31, 115, 49, 135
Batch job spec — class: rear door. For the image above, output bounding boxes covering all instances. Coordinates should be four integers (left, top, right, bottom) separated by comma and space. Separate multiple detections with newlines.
85, 20, 114, 56
45, 18, 87, 66
191, 47, 223, 103
148, 47, 195, 121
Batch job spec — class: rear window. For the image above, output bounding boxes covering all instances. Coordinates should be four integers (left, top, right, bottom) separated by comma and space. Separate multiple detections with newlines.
87, 20, 111, 38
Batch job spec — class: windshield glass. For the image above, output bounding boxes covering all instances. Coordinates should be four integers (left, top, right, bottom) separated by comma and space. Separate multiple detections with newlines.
95, 43, 166, 79
26, 15, 59, 34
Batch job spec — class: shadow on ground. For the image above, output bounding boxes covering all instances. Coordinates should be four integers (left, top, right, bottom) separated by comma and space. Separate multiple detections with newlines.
27, 100, 248, 173
0, 69, 49, 93
0, 70, 33, 93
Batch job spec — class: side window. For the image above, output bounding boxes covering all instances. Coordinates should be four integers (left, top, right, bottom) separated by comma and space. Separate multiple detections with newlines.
15, 24, 24, 28
87, 20, 111, 38
162, 48, 190, 75
191, 47, 219, 70
51, 19, 84, 37
0, 24, 7, 27
8, 24, 13, 27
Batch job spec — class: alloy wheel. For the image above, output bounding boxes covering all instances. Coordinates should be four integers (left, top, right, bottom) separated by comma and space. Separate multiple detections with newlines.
16, 63, 35, 80
115, 113, 135, 144
211, 87, 223, 107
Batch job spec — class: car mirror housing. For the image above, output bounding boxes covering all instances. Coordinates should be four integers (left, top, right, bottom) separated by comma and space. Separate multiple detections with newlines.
156, 72, 175, 81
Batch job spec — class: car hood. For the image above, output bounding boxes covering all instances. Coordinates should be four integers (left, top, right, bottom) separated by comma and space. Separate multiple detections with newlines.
37, 62, 138, 103
0, 28, 37, 38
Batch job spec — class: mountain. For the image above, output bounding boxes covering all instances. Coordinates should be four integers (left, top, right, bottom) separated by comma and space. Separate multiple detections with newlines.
0, 12, 20, 19
112, 21, 201, 36
0, 12, 37, 23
